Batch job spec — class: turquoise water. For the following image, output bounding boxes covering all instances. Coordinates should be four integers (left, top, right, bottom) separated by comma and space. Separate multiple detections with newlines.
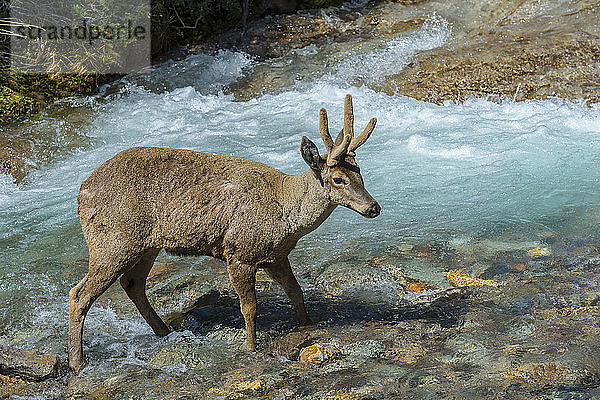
1, 16, 600, 396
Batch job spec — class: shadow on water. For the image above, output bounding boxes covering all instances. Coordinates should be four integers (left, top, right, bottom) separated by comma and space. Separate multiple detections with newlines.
179, 287, 472, 337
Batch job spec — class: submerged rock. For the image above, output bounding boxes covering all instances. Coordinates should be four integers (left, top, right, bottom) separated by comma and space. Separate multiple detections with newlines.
0, 345, 59, 381
150, 343, 209, 369
340, 340, 386, 359
527, 247, 551, 258
206, 379, 266, 399
268, 330, 313, 361
504, 362, 593, 388
444, 269, 500, 288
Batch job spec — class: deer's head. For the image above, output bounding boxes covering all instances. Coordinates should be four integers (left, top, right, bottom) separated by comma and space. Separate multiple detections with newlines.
301, 94, 381, 218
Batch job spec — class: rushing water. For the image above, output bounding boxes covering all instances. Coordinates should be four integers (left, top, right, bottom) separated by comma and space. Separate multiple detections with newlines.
2, 14, 600, 398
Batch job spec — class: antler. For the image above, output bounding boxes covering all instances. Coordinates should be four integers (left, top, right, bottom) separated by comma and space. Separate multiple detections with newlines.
347, 116, 377, 156
319, 108, 334, 153
327, 94, 354, 166
319, 94, 376, 166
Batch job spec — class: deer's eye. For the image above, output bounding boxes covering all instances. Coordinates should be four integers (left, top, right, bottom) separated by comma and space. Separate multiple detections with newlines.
333, 177, 346, 185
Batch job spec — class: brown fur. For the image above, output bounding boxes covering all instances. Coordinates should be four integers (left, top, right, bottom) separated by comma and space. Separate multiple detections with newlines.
68, 94, 379, 372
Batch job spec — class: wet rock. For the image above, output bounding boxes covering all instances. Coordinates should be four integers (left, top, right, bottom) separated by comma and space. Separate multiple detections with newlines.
568, 244, 600, 258
504, 362, 592, 388
147, 265, 226, 315
313, 261, 402, 295
411, 243, 451, 260
388, 343, 427, 365
0, 374, 28, 397
527, 247, 551, 258
150, 337, 237, 372
93, 260, 224, 322
341, 340, 386, 359
444, 269, 500, 288
541, 305, 600, 318
405, 281, 428, 293
0, 345, 59, 381
150, 343, 209, 369
321, 392, 362, 400
221, 6, 426, 100
206, 327, 252, 346
0, 138, 29, 184
0, 103, 96, 184
299, 342, 340, 363
201, 4, 424, 61
509, 262, 528, 273
163, 289, 221, 331
452, 238, 538, 263
206, 379, 266, 399
267, 330, 312, 360
0, 373, 66, 399
146, 262, 171, 283
397, 243, 414, 254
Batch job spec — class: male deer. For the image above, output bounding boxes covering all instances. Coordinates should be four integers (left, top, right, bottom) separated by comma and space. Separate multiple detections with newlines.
68, 94, 380, 372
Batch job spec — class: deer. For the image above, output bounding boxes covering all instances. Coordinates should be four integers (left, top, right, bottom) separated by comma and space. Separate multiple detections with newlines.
68, 94, 380, 373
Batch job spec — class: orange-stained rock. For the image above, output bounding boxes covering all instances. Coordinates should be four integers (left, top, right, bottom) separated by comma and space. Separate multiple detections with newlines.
207, 379, 265, 399
405, 281, 428, 293
322, 392, 361, 400
0, 345, 59, 381
527, 247, 551, 258
0, 374, 26, 386
444, 270, 499, 287
510, 263, 528, 272
147, 262, 170, 282
299, 343, 340, 363
504, 362, 582, 387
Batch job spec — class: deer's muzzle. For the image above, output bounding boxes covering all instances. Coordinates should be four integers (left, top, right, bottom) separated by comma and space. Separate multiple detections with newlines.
365, 202, 381, 218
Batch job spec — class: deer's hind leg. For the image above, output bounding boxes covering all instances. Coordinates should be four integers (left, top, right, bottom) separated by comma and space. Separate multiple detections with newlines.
227, 258, 258, 351
68, 245, 140, 373
119, 248, 170, 337
265, 258, 312, 326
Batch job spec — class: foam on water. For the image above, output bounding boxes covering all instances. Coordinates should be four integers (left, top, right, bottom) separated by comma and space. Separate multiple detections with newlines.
1, 16, 600, 369
329, 14, 451, 85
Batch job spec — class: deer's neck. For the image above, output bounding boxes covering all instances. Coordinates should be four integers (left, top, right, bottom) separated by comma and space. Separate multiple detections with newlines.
280, 170, 336, 238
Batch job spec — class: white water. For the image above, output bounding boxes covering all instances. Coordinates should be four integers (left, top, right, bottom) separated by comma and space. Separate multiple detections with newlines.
1, 16, 600, 368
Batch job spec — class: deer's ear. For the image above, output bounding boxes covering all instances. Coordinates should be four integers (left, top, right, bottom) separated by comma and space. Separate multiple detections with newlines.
301, 136, 322, 171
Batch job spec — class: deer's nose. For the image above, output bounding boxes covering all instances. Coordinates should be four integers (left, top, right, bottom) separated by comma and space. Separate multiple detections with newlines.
366, 202, 381, 218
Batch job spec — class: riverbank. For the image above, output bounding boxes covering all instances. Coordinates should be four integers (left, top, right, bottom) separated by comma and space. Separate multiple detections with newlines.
6, 0, 598, 128
378, 0, 600, 104
0, 0, 347, 128
215, 0, 600, 104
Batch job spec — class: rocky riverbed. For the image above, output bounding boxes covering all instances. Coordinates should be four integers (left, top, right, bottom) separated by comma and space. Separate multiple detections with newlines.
3, 232, 600, 399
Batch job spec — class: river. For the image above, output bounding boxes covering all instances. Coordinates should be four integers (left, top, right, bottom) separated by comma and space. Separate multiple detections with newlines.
1, 14, 600, 399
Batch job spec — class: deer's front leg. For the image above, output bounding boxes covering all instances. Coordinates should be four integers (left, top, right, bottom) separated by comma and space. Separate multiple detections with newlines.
227, 258, 258, 351
265, 258, 313, 326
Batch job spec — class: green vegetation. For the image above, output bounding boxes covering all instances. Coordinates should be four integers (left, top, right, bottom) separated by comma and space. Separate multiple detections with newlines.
0, 0, 347, 126
0, 71, 116, 125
